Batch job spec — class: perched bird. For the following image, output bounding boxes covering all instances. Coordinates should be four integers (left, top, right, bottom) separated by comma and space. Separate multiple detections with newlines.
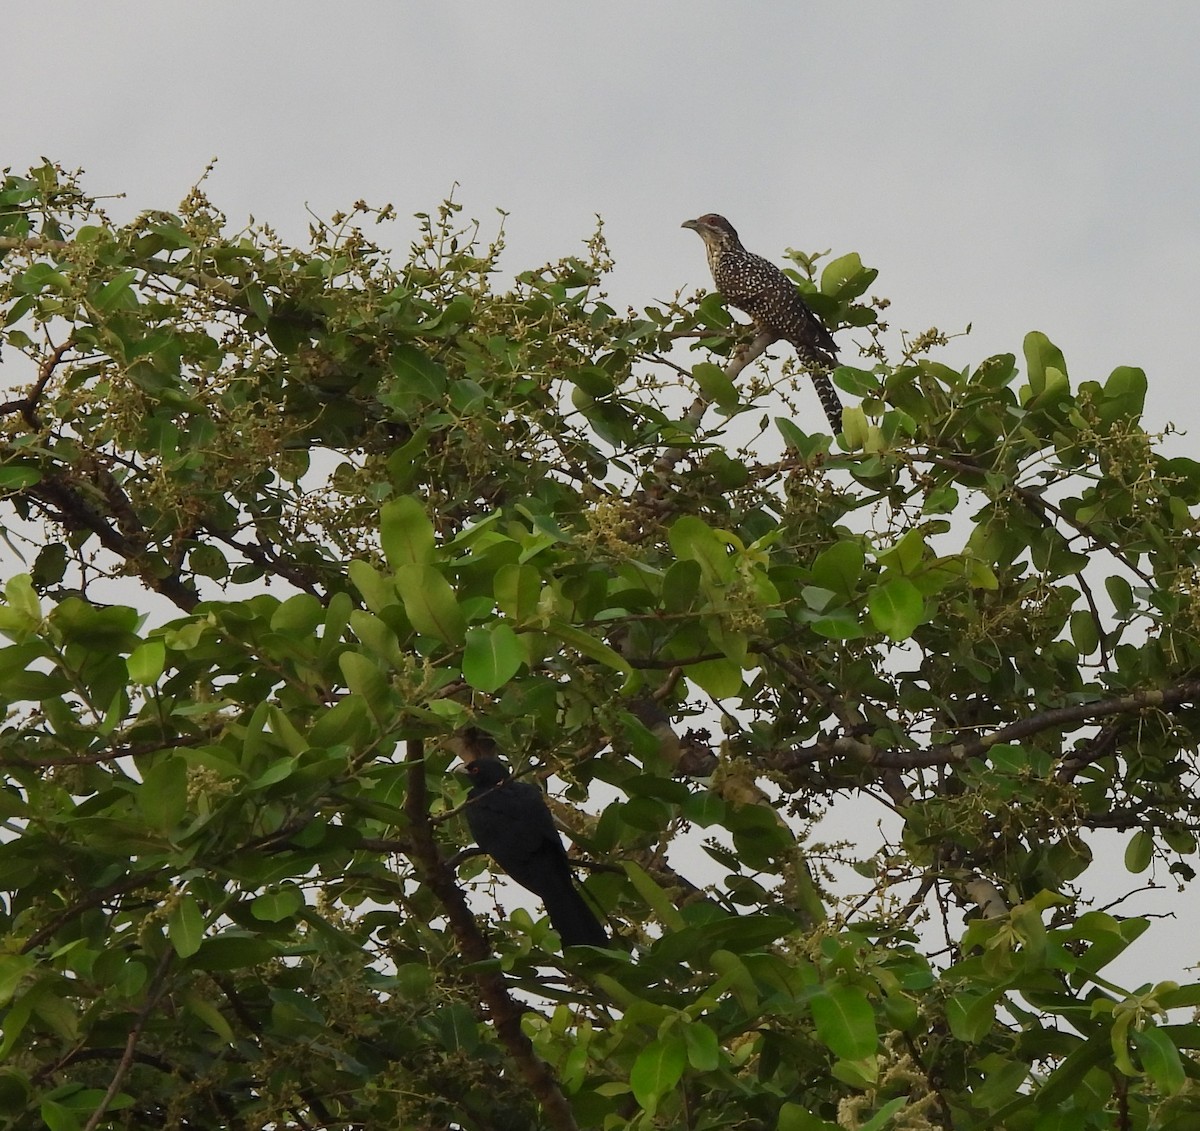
682, 213, 843, 433
463, 755, 608, 948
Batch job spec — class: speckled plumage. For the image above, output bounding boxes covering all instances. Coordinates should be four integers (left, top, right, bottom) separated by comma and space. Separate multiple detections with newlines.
682, 213, 843, 433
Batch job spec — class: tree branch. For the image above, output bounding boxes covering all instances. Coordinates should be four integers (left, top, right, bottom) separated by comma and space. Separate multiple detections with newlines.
82, 945, 174, 1131
403, 739, 580, 1131
918, 452, 1155, 586
653, 328, 774, 475
0, 339, 72, 428
18, 464, 199, 611
872, 680, 1200, 769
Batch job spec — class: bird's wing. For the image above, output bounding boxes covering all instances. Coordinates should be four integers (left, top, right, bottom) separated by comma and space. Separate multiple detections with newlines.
468, 780, 567, 864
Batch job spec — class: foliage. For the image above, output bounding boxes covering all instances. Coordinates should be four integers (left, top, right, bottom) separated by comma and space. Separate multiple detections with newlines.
1, 159, 1200, 1128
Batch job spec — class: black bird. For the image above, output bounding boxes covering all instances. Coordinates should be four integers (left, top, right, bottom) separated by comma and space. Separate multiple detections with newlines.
463, 756, 608, 948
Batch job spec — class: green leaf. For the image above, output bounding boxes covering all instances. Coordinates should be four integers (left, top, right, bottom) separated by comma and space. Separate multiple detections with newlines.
778, 1102, 840, 1130
973, 353, 1017, 389
809, 984, 877, 1060
251, 886, 304, 923
2, 573, 41, 623
189, 543, 228, 580
127, 639, 166, 685
308, 698, 369, 756
1099, 571, 1128, 614
395, 564, 466, 644
841, 405, 870, 449
1023, 331, 1068, 391
192, 934, 279, 971
876, 529, 927, 576
41, 1099, 80, 1131
494, 562, 541, 623
139, 755, 187, 831
434, 1003, 480, 1053
348, 559, 398, 614
810, 542, 864, 602
831, 365, 881, 397
669, 516, 733, 585
775, 416, 823, 455
1134, 1024, 1185, 1095
543, 619, 633, 682
682, 1020, 720, 1070
0, 465, 41, 490
380, 496, 435, 567
1102, 365, 1147, 420
685, 656, 744, 699
462, 623, 523, 692
0, 955, 36, 1008
819, 252, 877, 300
338, 653, 392, 716
1069, 610, 1099, 657
389, 344, 448, 398
92, 268, 139, 312
0, 1067, 31, 1115
946, 991, 999, 1044
661, 559, 701, 613
810, 608, 866, 640
631, 1032, 687, 1113
184, 991, 234, 1044
623, 860, 686, 931
692, 361, 739, 410
270, 593, 325, 636
1125, 829, 1154, 874
859, 1098, 909, 1131
168, 894, 205, 958
867, 577, 924, 640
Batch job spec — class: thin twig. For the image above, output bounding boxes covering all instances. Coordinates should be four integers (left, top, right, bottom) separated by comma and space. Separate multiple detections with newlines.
918, 452, 1154, 586
653, 329, 774, 475
82, 946, 174, 1131
0, 339, 73, 428
873, 679, 1200, 769
403, 739, 580, 1131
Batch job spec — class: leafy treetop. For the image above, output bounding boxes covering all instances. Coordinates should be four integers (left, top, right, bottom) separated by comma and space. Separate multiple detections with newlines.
1, 160, 1200, 1129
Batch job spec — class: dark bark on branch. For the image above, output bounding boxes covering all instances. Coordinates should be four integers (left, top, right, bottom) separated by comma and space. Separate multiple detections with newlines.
208, 530, 327, 597
21, 874, 157, 955
654, 328, 774, 475
0, 339, 72, 428
81, 946, 174, 1131
1056, 721, 1123, 783
871, 680, 1200, 769
403, 739, 580, 1131
17, 463, 200, 611
767, 680, 1200, 774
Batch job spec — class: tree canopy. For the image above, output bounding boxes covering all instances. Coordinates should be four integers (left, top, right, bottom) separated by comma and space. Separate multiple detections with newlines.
2, 160, 1200, 1129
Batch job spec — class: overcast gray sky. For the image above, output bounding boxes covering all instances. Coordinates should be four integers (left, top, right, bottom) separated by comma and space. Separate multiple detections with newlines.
8, 2, 1200, 982
9, 2, 1199, 435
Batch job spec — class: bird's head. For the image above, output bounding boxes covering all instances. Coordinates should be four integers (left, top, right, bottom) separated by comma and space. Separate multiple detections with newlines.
463, 755, 510, 788
681, 213, 740, 249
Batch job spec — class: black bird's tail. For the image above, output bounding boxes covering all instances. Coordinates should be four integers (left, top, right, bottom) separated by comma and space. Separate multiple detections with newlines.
541, 876, 608, 948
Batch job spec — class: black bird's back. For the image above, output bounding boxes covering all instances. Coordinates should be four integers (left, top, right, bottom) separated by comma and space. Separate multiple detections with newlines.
464, 757, 608, 948
466, 777, 569, 892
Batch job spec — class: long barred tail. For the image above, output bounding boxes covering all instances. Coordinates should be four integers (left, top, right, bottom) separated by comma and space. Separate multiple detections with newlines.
788, 337, 843, 434
811, 368, 843, 435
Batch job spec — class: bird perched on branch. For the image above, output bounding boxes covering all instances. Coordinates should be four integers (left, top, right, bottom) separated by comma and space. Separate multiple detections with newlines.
463, 755, 608, 948
682, 213, 843, 434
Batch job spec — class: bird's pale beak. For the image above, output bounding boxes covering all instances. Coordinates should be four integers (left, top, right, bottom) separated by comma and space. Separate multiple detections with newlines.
681, 218, 699, 231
